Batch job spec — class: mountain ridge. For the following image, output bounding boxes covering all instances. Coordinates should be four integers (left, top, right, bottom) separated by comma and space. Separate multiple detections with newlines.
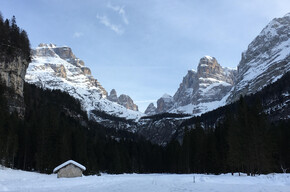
25, 43, 143, 123
145, 56, 236, 115
107, 89, 139, 111
146, 12, 290, 116
227, 12, 290, 103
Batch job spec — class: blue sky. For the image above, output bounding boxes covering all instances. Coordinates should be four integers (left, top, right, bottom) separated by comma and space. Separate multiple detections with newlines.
1, 0, 289, 112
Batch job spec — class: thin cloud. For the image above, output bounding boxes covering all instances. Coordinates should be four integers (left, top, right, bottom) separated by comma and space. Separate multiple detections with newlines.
135, 100, 156, 104
107, 2, 129, 25
73, 32, 83, 38
96, 14, 124, 35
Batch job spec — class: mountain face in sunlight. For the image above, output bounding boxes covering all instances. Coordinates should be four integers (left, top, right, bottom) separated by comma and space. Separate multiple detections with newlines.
26, 43, 143, 123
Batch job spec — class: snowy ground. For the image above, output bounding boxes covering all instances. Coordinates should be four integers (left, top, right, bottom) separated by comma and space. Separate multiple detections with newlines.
0, 168, 290, 192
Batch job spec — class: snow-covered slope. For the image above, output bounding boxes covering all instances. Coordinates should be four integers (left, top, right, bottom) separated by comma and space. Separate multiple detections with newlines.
25, 44, 143, 122
1, 167, 289, 192
227, 12, 290, 103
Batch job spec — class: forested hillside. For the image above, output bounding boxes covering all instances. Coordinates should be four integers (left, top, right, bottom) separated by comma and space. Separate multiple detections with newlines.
0, 82, 168, 174
170, 72, 290, 175
0, 13, 30, 63
0, 78, 289, 175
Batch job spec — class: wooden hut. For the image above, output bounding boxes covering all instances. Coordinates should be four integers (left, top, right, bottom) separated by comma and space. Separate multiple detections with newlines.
53, 160, 86, 178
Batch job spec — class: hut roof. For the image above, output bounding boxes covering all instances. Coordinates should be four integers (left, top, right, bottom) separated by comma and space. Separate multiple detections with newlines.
53, 160, 86, 173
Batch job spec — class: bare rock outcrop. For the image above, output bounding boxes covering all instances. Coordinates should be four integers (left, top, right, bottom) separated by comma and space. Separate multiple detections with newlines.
144, 103, 157, 115
107, 89, 118, 103
146, 56, 236, 115
107, 89, 139, 111
0, 56, 29, 118
227, 13, 290, 103
156, 94, 174, 113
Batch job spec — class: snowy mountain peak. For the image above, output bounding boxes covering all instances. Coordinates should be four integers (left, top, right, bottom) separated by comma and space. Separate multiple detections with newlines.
258, 13, 290, 40
198, 56, 220, 75
148, 13, 290, 116
108, 89, 139, 111
201, 55, 215, 60
162, 93, 172, 99
227, 13, 290, 102
170, 56, 235, 114
146, 56, 236, 115
108, 89, 118, 102
144, 103, 157, 115
156, 94, 174, 113
197, 56, 235, 83
26, 44, 143, 123
37, 43, 57, 48
30, 44, 107, 97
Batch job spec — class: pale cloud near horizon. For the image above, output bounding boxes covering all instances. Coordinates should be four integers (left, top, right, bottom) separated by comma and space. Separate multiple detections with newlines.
135, 100, 156, 104
107, 2, 129, 25
73, 32, 83, 38
96, 14, 124, 35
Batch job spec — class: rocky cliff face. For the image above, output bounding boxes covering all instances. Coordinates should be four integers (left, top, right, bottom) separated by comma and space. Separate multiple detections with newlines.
0, 56, 29, 118
26, 44, 143, 123
227, 13, 290, 103
144, 94, 175, 115
108, 89, 118, 102
144, 103, 157, 115
118, 94, 138, 111
30, 43, 107, 98
146, 56, 236, 115
107, 89, 139, 111
156, 94, 174, 113
172, 56, 236, 114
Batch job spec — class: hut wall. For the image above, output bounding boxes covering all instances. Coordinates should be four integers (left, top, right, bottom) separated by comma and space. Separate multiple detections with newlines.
57, 164, 83, 178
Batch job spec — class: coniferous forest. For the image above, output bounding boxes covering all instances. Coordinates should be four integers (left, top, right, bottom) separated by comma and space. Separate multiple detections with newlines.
0, 13, 30, 63
0, 78, 289, 175
0, 14, 289, 176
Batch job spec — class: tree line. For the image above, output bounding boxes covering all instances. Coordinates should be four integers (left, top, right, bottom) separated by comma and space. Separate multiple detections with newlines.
0, 12, 30, 63
0, 83, 166, 174
166, 72, 290, 175
0, 81, 289, 175
166, 97, 289, 175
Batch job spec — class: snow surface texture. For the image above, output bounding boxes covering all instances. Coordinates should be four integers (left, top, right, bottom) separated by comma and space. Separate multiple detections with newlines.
25, 44, 143, 121
53, 160, 86, 173
0, 168, 289, 192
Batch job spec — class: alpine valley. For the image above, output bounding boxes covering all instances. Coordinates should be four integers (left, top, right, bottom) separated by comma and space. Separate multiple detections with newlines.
0, 9, 289, 177
24, 13, 290, 144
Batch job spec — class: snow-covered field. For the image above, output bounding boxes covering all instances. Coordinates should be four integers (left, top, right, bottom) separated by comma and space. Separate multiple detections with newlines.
0, 168, 289, 192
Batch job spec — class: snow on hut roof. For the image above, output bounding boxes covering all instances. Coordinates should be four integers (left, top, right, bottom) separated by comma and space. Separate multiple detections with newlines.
53, 160, 86, 173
